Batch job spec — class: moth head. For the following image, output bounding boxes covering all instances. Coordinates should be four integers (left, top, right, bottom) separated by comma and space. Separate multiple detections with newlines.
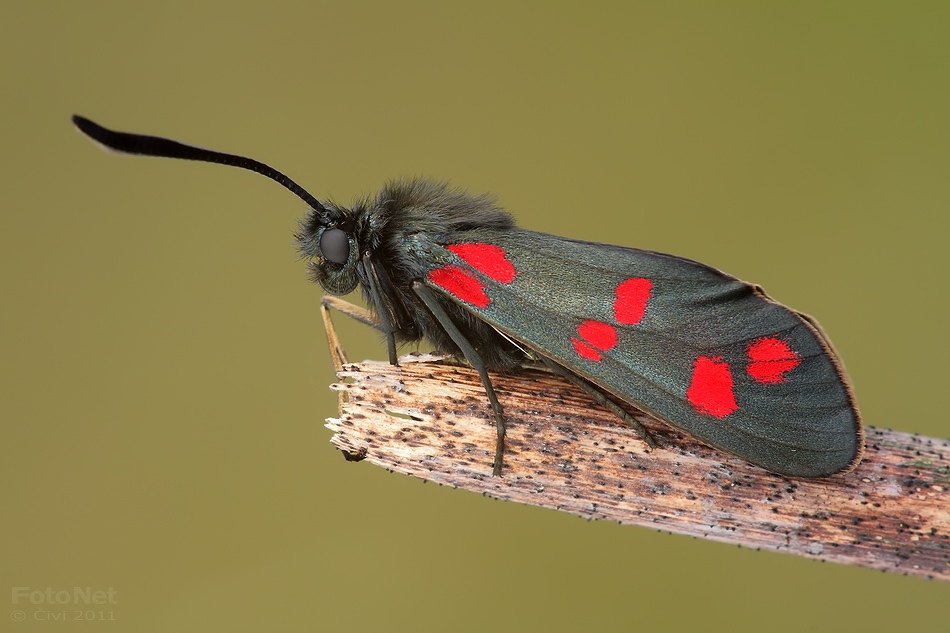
296, 207, 361, 295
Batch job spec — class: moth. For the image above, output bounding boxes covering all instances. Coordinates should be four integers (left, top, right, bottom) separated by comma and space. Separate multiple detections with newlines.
72, 115, 863, 478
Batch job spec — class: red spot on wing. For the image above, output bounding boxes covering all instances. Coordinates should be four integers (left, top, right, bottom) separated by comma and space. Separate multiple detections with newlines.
614, 278, 652, 324
447, 243, 516, 283
576, 320, 617, 351
571, 338, 603, 361
572, 320, 618, 362
687, 356, 738, 418
428, 265, 490, 308
747, 337, 801, 384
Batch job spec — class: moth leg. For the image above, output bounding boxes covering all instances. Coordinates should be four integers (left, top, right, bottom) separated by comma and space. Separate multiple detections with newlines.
321, 295, 380, 330
319, 296, 397, 464
319, 295, 385, 371
319, 296, 373, 434
538, 356, 657, 451
320, 296, 364, 371
412, 282, 508, 477
362, 253, 399, 365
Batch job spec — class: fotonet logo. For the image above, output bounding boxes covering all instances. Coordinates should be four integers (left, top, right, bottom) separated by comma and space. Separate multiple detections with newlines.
10, 587, 117, 605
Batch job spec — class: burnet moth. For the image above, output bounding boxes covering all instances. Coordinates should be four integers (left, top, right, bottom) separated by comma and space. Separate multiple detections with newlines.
72, 115, 863, 479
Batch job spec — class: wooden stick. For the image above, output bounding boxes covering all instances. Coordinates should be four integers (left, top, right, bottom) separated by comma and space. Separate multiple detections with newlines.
325, 353, 950, 581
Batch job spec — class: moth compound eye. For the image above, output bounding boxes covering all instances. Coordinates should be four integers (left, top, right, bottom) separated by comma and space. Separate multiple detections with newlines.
320, 228, 350, 264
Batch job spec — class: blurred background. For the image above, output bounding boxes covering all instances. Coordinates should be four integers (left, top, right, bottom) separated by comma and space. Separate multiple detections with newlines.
2, 2, 947, 631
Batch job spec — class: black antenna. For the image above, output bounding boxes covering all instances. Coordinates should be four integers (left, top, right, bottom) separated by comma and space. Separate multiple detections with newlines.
71, 115, 329, 217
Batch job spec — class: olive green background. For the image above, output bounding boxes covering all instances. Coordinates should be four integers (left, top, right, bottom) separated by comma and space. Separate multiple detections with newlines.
3, 2, 947, 631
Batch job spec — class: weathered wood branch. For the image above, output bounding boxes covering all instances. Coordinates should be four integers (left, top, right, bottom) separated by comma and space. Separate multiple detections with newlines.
325, 354, 950, 581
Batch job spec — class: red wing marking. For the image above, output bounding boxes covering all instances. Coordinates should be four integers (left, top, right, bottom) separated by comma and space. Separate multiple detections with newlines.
571, 338, 604, 361
571, 320, 618, 362
429, 243, 515, 308
747, 337, 801, 384
687, 356, 738, 418
569, 277, 652, 362
427, 265, 490, 308
576, 320, 618, 351
447, 243, 516, 283
614, 278, 652, 324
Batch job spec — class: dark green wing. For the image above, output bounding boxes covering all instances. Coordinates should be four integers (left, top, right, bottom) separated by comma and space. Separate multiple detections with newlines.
422, 229, 862, 478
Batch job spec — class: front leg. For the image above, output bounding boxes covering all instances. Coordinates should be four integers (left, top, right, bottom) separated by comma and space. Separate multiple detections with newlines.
320, 294, 400, 369
320, 295, 395, 465
320, 295, 381, 372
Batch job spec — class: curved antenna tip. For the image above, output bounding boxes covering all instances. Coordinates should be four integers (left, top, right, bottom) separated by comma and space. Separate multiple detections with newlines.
72, 114, 96, 134
70, 115, 330, 218
71, 115, 118, 151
